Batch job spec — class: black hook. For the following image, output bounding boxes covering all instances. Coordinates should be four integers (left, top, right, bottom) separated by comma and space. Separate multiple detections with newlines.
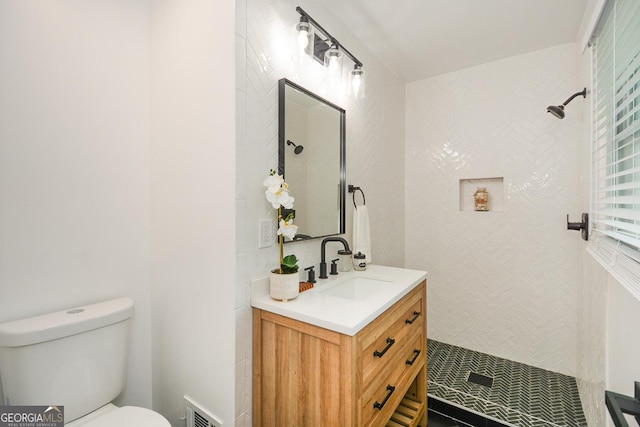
567, 213, 589, 241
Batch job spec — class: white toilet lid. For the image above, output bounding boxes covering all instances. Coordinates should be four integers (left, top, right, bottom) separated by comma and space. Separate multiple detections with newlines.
76, 406, 170, 427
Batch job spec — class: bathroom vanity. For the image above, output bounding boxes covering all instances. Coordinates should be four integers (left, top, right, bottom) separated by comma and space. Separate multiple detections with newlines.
252, 265, 427, 426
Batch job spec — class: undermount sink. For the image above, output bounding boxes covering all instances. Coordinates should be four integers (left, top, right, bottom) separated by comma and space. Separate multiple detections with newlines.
321, 277, 392, 301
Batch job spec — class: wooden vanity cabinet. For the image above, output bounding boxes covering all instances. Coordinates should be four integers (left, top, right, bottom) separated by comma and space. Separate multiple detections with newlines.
253, 280, 427, 427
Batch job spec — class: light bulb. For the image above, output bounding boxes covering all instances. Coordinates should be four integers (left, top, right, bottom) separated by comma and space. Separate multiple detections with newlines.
324, 42, 342, 84
296, 21, 310, 49
328, 55, 339, 72
350, 65, 365, 99
291, 18, 312, 65
297, 29, 309, 48
352, 74, 361, 92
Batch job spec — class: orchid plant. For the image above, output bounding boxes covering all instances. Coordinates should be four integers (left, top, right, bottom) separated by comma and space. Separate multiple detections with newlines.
263, 169, 299, 274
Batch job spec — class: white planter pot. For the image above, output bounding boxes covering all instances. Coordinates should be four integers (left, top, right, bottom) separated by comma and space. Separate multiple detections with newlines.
269, 270, 300, 301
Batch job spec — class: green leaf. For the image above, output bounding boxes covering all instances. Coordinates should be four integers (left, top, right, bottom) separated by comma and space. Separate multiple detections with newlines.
281, 254, 299, 273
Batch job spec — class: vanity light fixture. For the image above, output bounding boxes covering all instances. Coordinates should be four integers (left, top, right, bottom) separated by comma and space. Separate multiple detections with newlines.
294, 6, 366, 98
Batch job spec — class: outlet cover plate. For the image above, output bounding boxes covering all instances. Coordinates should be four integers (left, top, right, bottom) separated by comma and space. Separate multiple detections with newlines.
259, 219, 272, 248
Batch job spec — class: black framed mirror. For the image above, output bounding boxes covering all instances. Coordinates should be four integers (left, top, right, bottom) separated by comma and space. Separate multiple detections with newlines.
278, 78, 346, 241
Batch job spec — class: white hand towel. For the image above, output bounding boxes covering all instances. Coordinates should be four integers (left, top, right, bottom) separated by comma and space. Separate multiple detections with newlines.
353, 205, 372, 263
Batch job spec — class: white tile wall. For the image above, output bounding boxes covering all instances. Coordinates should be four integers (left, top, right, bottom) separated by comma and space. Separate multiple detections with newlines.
576, 255, 607, 427
405, 44, 582, 376
573, 40, 606, 427
235, 0, 406, 424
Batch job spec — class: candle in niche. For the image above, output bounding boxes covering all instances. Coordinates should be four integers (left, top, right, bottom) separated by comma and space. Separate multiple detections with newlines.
474, 187, 489, 211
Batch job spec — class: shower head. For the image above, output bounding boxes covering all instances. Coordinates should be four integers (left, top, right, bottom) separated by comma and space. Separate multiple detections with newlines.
547, 105, 566, 119
287, 139, 304, 154
546, 88, 587, 119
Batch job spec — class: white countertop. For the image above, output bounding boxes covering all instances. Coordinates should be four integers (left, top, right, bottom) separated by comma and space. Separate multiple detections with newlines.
251, 265, 427, 336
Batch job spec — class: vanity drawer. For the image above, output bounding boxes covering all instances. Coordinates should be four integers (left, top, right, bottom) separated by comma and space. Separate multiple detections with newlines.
361, 333, 425, 427
360, 285, 425, 386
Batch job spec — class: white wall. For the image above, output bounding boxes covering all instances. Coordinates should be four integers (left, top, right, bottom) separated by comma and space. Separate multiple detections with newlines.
0, 2, 237, 426
0, 0, 152, 408
150, 0, 236, 425
405, 44, 582, 376
606, 277, 640, 392
577, 252, 640, 427
235, 0, 406, 424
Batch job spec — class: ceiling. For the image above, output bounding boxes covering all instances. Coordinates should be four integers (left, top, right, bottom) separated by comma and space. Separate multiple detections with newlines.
320, 0, 589, 82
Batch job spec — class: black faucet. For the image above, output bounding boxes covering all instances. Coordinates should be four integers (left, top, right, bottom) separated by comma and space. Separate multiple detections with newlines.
319, 237, 351, 279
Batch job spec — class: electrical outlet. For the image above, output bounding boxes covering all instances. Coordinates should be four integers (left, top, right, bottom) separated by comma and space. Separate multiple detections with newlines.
258, 219, 273, 248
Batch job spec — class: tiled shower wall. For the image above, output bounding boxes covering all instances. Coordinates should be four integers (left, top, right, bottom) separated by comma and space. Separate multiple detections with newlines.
575, 44, 606, 427
235, 0, 406, 424
405, 44, 582, 376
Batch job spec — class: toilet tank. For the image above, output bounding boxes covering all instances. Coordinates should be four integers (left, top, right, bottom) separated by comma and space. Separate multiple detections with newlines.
0, 298, 134, 422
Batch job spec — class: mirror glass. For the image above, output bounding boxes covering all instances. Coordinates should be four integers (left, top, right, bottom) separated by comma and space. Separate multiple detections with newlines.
278, 78, 345, 241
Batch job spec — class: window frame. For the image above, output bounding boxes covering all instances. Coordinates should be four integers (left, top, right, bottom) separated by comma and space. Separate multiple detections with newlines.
589, 0, 640, 298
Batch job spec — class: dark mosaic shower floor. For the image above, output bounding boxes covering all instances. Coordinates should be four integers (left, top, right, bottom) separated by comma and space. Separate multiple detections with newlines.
428, 340, 588, 427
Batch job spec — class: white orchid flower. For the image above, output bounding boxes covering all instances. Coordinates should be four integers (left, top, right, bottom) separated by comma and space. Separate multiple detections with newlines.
279, 192, 294, 209
265, 190, 279, 209
265, 189, 294, 209
278, 217, 298, 240
263, 170, 298, 275
263, 173, 284, 194
264, 172, 295, 209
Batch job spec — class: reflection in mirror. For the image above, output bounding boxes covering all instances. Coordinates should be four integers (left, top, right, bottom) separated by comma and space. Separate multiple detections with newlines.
278, 78, 345, 242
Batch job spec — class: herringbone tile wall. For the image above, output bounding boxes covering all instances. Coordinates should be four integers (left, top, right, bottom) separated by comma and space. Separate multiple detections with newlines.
405, 44, 582, 377
235, 0, 405, 425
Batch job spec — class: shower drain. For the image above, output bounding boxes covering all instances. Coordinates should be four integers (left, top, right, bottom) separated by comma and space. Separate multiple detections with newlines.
467, 371, 494, 388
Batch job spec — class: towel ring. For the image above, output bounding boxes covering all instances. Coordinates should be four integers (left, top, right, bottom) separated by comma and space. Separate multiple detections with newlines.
348, 185, 366, 208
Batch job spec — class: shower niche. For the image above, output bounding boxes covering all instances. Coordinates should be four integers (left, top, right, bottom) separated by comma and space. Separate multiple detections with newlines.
459, 177, 504, 212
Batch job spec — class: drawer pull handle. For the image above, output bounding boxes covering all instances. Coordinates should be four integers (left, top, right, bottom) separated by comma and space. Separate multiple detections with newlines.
373, 338, 395, 358
405, 311, 421, 324
373, 385, 396, 410
405, 349, 421, 365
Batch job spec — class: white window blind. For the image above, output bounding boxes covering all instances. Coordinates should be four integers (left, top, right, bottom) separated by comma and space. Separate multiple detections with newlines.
589, 0, 640, 297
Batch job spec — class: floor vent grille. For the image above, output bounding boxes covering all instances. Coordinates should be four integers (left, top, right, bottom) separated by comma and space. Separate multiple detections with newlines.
184, 395, 222, 427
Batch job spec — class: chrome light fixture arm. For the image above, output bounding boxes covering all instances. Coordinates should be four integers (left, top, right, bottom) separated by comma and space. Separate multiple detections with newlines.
295, 6, 363, 68
295, 6, 366, 98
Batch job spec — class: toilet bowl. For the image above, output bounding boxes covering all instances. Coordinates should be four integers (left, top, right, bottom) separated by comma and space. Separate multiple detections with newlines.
0, 298, 170, 426
65, 404, 170, 426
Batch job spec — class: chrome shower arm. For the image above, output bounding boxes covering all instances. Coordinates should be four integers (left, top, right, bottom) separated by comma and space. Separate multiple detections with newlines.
561, 88, 587, 106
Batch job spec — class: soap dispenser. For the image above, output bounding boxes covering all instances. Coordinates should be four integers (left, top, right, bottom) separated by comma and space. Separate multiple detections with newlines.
338, 249, 353, 272
353, 252, 366, 271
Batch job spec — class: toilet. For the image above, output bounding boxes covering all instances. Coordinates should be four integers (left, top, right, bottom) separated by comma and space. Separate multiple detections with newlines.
0, 297, 170, 426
